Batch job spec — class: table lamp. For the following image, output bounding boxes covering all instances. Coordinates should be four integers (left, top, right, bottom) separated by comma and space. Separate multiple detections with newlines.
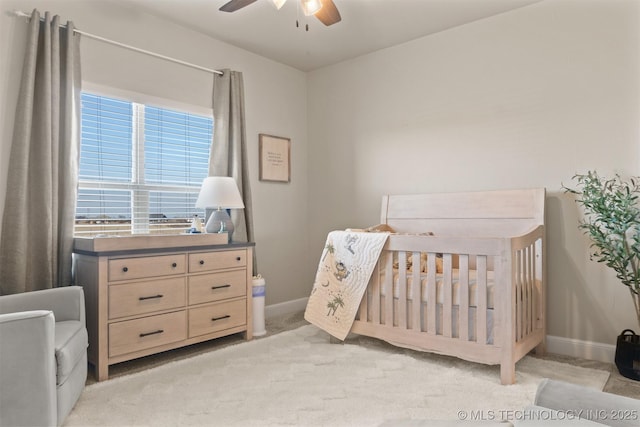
195, 177, 245, 242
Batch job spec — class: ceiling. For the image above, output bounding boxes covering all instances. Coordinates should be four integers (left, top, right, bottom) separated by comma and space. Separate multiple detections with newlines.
115, 0, 541, 72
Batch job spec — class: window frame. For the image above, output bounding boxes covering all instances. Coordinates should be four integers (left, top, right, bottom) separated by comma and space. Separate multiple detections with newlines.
76, 86, 212, 236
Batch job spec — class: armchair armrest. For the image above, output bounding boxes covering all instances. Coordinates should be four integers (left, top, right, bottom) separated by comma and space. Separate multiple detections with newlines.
0, 310, 57, 426
0, 286, 85, 324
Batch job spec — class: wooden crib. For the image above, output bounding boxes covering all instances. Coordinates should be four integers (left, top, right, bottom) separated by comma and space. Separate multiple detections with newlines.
350, 188, 546, 384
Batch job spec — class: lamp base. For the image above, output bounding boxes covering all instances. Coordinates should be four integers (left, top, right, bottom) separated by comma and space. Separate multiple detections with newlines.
205, 209, 234, 243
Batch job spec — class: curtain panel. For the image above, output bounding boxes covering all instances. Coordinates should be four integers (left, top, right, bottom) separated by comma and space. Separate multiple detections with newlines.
0, 10, 81, 295
210, 69, 256, 273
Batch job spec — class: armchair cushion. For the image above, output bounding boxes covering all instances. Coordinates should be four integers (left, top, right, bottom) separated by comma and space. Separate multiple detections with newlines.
55, 320, 87, 385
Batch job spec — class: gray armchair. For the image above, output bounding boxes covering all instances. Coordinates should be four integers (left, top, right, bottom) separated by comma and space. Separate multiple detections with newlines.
0, 286, 88, 426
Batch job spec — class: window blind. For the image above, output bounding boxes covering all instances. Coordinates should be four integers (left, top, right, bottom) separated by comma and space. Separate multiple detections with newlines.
75, 93, 212, 236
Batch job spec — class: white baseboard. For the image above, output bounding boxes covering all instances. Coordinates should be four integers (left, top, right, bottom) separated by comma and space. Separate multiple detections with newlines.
265, 297, 308, 319
546, 335, 616, 364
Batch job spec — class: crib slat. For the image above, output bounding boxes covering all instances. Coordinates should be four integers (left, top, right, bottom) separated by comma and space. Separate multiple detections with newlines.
524, 247, 530, 336
398, 251, 408, 329
532, 242, 539, 329
412, 252, 422, 331
522, 247, 528, 337
520, 247, 526, 338
535, 238, 544, 330
522, 248, 528, 339
528, 245, 534, 335
427, 253, 437, 335
532, 240, 545, 330
442, 253, 453, 338
514, 250, 520, 341
516, 250, 523, 341
524, 248, 529, 338
458, 254, 469, 341
384, 252, 394, 326
477, 255, 487, 344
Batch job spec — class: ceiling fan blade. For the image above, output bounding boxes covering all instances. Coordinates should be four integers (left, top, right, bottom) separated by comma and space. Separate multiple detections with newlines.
315, 0, 341, 26
219, 0, 258, 13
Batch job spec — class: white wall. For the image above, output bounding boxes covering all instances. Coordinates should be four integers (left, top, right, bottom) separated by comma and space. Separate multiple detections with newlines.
307, 0, 640, 347
0, 0, 311, 305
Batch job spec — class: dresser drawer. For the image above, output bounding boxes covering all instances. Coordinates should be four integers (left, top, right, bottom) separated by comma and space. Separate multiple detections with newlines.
109, 277, 186, 320
109, 311, 186, 357
188, 270, 246, 305
108, 254, 186, 282
188, 250, 246, 273
188, 299, 246, 338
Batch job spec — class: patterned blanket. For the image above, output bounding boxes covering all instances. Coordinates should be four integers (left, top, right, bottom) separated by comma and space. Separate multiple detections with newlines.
304, 230, 389, 340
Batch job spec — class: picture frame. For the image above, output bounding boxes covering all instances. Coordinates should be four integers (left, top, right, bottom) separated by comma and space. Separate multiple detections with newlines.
259, 134, 291, 183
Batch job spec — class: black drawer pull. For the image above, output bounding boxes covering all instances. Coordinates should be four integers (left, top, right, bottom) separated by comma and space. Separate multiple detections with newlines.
199, 260, 205, 265
211, 315, 231, 322
139, 329, 164, 338
211, 284, 231, 290
171, 262, 177, 268
122, 267, 128, 272
139, 294, 164, 301
236, 257, 241, 261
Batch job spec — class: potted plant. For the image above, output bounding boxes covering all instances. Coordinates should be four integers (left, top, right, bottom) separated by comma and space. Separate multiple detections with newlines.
565, 171, 640, 380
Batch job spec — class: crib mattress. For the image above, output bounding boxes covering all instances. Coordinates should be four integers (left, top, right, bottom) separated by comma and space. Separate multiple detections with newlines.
381, 269, 495, 309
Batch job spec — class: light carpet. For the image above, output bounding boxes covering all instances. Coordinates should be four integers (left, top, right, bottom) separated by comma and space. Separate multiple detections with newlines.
65, 325, 610, 427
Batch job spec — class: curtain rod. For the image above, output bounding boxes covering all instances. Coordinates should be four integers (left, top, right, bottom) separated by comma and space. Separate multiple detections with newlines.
12, 10, 224, 76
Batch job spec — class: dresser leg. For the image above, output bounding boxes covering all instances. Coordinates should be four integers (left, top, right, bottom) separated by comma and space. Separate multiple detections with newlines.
96, 361, 109, 382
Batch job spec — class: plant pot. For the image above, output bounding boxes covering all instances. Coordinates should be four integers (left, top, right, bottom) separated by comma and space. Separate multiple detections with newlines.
614, 329, 640, 380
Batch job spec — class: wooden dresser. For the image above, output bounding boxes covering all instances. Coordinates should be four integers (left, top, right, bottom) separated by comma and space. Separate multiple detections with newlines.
73, 234, 254, 381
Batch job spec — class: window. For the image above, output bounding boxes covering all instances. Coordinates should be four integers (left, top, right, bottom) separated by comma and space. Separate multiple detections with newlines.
75, 93, 212, 236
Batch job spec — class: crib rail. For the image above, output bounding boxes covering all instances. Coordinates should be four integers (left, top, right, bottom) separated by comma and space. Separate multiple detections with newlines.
354, 226, 544, 359
512, 226, 545, 344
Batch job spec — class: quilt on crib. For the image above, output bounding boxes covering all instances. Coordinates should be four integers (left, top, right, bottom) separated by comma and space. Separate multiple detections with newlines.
304, 230, 389, 340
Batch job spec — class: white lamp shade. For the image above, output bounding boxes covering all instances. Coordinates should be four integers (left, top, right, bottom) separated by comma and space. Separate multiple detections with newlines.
195, 177, 245, 209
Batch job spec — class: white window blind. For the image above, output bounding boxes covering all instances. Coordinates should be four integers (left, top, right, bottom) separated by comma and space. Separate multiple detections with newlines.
75, 93, 212, 236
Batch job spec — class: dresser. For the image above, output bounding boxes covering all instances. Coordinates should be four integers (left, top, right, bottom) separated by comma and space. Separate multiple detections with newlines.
73, 234, 254, 381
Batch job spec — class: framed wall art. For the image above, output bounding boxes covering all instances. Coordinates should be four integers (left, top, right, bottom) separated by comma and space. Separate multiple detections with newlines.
259, 134, 291, 183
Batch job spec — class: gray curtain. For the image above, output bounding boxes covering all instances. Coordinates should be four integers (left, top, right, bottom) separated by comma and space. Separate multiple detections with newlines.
210, 69, 256, 272
0, 10, 81, 295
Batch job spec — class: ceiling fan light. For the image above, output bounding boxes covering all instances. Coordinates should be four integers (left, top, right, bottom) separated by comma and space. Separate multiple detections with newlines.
301, 0, 322, 16
271, 0, 287, 10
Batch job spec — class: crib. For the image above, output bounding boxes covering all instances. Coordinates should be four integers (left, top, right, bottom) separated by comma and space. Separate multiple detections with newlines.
350, 188, 546, 385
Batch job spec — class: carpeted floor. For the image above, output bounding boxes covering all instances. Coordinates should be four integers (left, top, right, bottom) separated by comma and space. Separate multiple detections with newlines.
68, 322, 612, 426
86, 310, 640, 402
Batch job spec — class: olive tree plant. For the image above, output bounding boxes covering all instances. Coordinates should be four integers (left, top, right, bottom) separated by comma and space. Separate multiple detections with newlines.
565, 171, 640, 329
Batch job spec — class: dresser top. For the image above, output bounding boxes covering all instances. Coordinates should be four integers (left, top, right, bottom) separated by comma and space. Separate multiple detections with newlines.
74, 234, 254, 256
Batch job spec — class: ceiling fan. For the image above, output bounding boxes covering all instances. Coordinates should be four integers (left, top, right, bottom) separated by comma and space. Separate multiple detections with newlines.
219, 0, 342, 26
